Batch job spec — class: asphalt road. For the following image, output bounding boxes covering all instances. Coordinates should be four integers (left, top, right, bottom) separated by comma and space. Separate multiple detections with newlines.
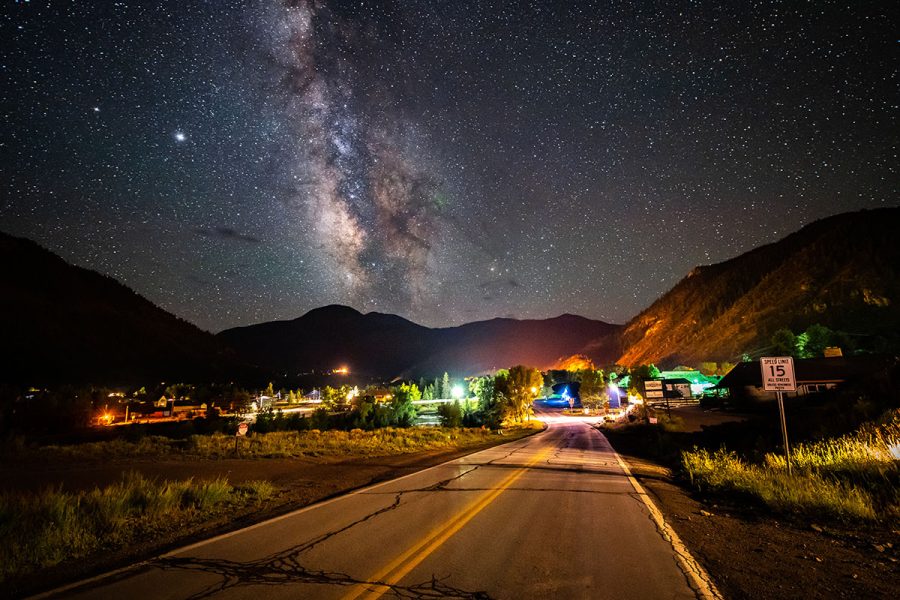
52, 416, 713, 599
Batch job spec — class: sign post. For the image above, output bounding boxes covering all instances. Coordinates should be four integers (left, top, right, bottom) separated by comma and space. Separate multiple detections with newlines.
760, 357, 797, 475
235, 421, 249, 455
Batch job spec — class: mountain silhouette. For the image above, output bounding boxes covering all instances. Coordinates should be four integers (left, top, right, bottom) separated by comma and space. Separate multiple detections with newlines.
218, 306, 620, 378
0, 232, 249, 384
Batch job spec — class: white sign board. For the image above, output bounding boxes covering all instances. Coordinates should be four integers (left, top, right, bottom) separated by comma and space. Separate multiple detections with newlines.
760, 357, 797, 392
644, 380, 664, 398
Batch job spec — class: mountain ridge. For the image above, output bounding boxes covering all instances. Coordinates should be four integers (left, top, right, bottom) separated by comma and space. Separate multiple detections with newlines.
217, 304, 621, 378
0, 231, 253, 385
616, 207, 900, 367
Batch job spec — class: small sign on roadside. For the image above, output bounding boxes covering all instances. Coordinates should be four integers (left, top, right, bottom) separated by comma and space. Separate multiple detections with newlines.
643, 379, 665, 399
760, 357, 796, 474
236, 422, 249, 437
760, 357, 797, 392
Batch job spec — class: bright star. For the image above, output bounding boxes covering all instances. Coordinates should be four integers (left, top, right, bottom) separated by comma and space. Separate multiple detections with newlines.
174, 131, 187, 142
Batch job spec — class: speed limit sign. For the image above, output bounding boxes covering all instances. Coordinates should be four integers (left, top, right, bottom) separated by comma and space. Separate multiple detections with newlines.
760, 357, 797, 392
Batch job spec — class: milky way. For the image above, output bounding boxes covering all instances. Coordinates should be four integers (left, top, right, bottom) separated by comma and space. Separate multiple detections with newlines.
266, 0, 452, 311
0, 1, 895, 331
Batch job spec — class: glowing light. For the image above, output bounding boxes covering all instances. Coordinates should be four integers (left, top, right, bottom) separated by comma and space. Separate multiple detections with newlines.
174, 131, 187, 142
451, 385, 464, 399
530, 386, 538, 395
334, 366, 350, 375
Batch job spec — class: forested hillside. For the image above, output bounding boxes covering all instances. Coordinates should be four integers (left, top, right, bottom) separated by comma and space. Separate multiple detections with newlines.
617, 208, 900, 366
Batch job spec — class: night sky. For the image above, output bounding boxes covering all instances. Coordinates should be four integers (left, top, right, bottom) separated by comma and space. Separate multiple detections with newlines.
1, 1, 895, 332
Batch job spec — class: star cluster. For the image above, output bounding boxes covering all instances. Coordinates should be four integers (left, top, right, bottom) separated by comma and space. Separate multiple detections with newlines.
1, 1, 895, 331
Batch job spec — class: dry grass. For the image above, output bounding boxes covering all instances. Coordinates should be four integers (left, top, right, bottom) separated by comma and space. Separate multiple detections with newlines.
0, 473, 274, 583
26, 424, 542, 461
682, 410, 900, 522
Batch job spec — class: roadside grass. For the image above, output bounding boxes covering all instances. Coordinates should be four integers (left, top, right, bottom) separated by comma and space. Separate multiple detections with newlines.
20, 424, 542, 461
0, 473, 274, 583
682, 410, 900, 522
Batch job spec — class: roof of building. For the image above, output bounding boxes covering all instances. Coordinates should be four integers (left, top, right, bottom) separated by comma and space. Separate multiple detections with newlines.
715, 355, 895, 389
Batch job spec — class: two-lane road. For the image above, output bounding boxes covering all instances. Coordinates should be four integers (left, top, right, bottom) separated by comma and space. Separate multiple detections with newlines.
52, 418, 717, 599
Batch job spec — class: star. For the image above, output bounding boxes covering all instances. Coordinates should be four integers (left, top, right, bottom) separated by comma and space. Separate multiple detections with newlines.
173, 131, 187, 143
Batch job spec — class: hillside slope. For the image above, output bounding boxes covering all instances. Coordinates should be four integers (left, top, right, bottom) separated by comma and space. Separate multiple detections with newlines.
0, 232, 249, 384
617, 208, 900, 367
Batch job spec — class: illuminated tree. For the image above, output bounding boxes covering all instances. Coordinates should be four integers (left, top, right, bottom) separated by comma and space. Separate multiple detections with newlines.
627, 364, 660, 399
390, 382, 421, 426
577, 369, 607, 410
496, 365, 543, 422
698, 362, 718, 377
440, 372, 451, 399
437, 400, 463, 427
717, 362, 736, 376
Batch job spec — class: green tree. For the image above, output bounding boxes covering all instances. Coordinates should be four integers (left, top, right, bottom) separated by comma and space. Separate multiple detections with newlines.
390, 383, 421, 426
469, 375, 499, 428
440, 372, 451, 399
800, 323, 833, 358
698, 362, 718, 377
717, 362, 736, 376
495, 365, 543, 422
771, 328, 797, 356
321, 386, 348, 410
437, 400, 463, 427
627, 364, 661, 400
577, 369, 607, 411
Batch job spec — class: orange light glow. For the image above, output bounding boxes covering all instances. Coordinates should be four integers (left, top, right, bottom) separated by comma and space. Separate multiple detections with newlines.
334, 366, 350, 375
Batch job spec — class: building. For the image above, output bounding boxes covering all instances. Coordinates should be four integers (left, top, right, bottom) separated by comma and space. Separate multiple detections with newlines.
714, 355, 895, 402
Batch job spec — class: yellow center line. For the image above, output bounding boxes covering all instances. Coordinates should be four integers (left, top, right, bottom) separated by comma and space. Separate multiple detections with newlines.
342, 443, 554, 600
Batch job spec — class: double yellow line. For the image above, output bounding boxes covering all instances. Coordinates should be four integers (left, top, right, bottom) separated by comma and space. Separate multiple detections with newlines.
342, 444, 553, 600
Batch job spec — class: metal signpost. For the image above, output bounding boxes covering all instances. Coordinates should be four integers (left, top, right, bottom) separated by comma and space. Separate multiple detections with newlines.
235, 422, 249, 455
760, 357, 797, 475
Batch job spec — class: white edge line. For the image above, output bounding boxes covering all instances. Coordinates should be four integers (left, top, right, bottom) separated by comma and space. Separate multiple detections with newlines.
30, 427, 549, 599
602, 429, 724, 600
